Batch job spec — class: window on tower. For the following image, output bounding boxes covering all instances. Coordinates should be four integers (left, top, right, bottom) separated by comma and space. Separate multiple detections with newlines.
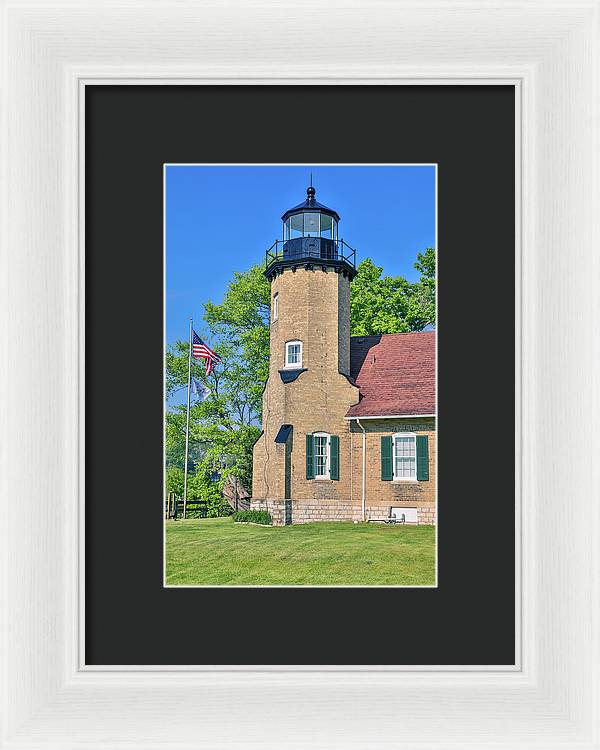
285, 340, 302, 368
273, 293, 279, 321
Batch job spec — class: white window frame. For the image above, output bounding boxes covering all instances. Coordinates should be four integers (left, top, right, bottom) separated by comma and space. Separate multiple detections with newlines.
272, 292, 278, 321
284, 340, 302, 368
392, 432, 418, 482
313, 432, 330, 480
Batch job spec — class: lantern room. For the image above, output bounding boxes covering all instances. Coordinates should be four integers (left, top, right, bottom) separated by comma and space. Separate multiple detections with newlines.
265, 185, 357, 281
282, 186, 339, 241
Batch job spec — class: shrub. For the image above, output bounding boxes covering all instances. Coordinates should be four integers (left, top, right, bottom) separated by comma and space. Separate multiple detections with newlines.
232, 510, 272, 525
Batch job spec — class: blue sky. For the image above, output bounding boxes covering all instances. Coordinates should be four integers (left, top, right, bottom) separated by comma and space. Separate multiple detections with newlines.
165, 164, 436, 347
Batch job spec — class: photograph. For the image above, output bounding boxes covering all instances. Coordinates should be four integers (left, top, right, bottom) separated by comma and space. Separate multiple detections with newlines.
164, 164, 437, 586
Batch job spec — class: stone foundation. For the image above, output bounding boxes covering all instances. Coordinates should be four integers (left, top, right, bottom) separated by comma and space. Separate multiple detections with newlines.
251, 498, 436, 526
417, 507, 436, 525
251, 498, 362, 526
364, 505, 436, 525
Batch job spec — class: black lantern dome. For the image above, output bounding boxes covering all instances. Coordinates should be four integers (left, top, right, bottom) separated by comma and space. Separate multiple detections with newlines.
281, 185, 341, 228
265, 185, 357, 281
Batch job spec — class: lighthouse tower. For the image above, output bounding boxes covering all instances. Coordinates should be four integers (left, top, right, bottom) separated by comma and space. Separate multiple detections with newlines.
251, 185, 360, 525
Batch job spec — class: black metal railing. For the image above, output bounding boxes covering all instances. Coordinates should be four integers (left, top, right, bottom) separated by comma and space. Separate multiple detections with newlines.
265, 237, 356, 273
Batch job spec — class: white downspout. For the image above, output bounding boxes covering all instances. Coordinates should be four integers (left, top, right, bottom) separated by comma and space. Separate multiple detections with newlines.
356, 418, 366, 522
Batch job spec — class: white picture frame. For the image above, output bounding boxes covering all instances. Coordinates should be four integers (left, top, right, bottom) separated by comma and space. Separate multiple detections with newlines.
2, 2, 598, 748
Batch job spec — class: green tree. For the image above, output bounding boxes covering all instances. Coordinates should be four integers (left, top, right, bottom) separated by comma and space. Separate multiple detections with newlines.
165, 465, 185, 496
349, 248, 436, 335
203, 263, 270, 425
165, 264, 270, 501
349, 258, 412, 335
409, 247, 436, 328
187, 468, 231, 517
165, 465, 232, 517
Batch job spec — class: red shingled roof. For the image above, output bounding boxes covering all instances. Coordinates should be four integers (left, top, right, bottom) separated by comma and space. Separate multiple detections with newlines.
346, 331, 436, 418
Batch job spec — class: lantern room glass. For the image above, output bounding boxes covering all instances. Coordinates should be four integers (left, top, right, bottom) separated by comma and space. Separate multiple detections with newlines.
289, 214, 303, 239
320, 214, 333, 239
284, 213, 338, 240
303, 213, 319, 236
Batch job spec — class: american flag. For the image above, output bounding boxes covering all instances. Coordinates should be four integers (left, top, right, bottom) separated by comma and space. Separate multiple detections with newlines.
192, 330, 221, 375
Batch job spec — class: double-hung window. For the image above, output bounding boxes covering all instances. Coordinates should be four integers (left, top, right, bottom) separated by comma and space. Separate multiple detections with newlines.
313, 432, 329, 478
285, 340, 302, 368
306, 433, 340, 481
393, 433, 417, 481
381, 433, 429, 482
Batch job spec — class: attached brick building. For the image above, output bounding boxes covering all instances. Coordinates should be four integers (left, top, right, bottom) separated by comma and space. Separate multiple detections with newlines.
251, 186, 436, 526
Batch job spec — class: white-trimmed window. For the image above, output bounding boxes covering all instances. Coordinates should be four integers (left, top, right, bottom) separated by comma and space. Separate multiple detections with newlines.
272, 292, 279, 321
393, 433, 417, 481
313, 432, 330, 479
285, 340, 302, 368
307, 433, 339, 481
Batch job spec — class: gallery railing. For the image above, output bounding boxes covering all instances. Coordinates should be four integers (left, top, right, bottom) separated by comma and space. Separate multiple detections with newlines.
265, 237, 357, 273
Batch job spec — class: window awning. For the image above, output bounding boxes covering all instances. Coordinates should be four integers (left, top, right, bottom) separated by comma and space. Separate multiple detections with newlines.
274, 424, 293, 444
278, 368, 306, 383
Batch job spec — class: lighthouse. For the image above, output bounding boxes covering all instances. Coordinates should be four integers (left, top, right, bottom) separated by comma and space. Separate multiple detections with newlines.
251, 185, 360, 525
251, 182, 436, 528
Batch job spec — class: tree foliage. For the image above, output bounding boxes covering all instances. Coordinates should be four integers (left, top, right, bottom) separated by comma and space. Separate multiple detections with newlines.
165, 466, 185, 497
165, 265, 269, 500
165, 465, 231, 517
187, 469, 232, 517
349, 248, 436, 335
411, 247, 436, 328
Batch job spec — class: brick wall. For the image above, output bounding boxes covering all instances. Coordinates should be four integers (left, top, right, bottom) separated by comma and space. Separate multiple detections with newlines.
350, 418, 436, 524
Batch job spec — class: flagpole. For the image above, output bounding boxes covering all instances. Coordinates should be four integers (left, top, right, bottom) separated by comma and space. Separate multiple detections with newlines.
183, 317, 193, 520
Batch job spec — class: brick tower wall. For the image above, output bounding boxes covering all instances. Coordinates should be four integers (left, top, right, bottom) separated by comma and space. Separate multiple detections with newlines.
252, 266, 359, 509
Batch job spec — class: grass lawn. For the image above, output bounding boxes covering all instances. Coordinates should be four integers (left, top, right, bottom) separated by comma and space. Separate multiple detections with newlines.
165, 517, 436, 586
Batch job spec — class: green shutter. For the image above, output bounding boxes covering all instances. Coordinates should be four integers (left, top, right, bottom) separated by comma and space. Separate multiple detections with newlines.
416, 435, 429, 481
381, 436, 393, 481
330, 435, 340, 481
306, 434, 314, 480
